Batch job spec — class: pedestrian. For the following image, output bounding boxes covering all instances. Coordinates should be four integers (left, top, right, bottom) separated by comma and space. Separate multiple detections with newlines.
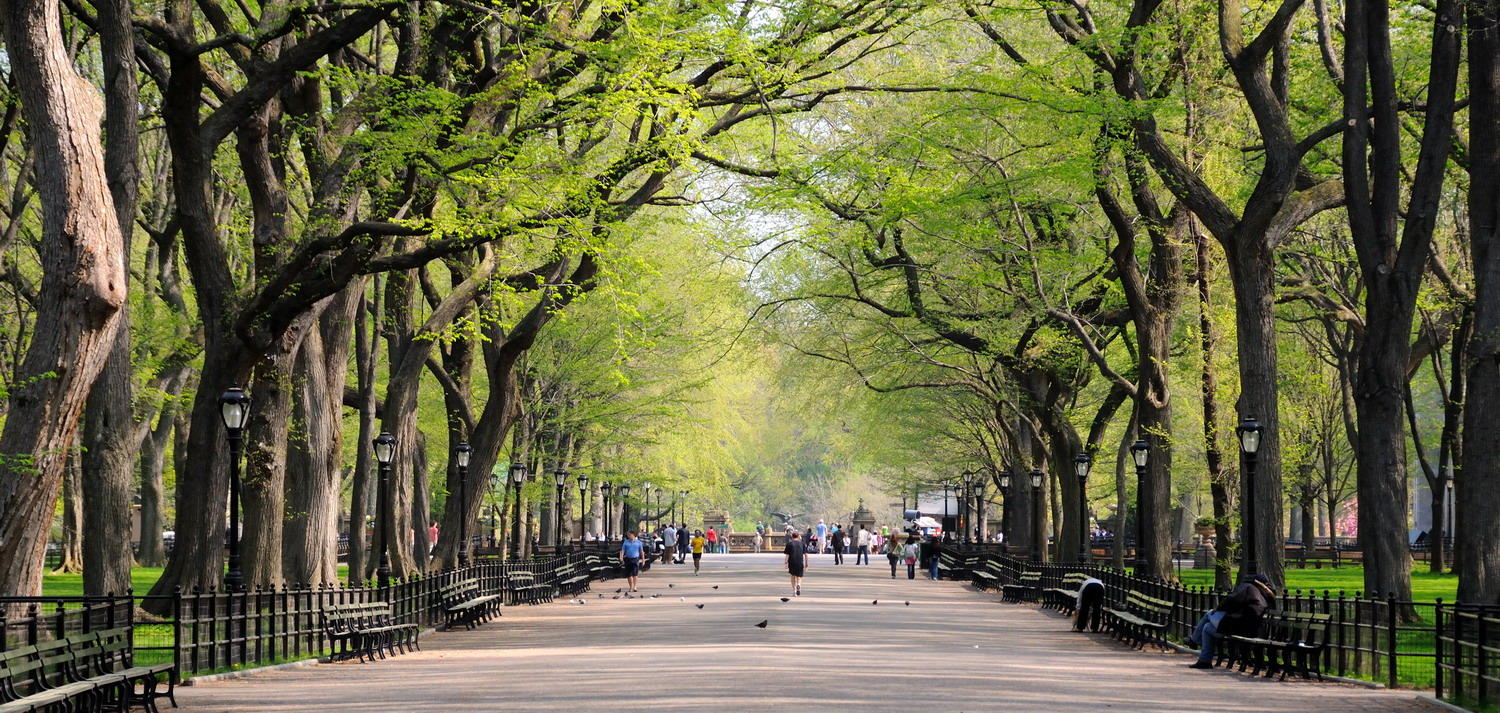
919, 536, 939, 580
691, 530, 706, 574
427, 522, 439, 545
676, 525, 690, 563
705, 526, 718, 554
804, 526, 815, 554
815, 520, 828, 553
661, 523, 678, 565
753, 529, 764, 553
784, 530, 808, 596
1073, 577, 1106, 632
1188, 574, 1276, 669
902, 537, 919, 579
880, 523, 889, 538
620, 531, 645, 593
884, 535, 901, 578
855, 525, 871, 565
830, 527, 846, 565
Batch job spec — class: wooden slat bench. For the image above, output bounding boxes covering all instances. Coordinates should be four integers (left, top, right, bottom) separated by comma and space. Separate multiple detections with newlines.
504, 571, 555, 605
0, 628, 178, 713
437, 579, 503, 630
1103, 590, 1173, 650
1001, 571, 1042, 603
970, 559, 1005, 592
1043, 573, 1092, 615
321, 602, 419, 663
0, 643, 94, 713
1218, 610, 1331, 680
554, 562, 592, 596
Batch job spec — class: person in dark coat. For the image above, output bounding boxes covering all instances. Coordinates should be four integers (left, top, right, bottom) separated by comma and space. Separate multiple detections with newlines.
1188, 573, 1277, 668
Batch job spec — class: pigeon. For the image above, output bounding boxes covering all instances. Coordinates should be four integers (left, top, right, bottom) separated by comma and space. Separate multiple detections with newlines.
695, 604, 705, 609
616, 588, 623, 593
651, 594, 659, 599
612, 596, 620, 600
754, 620, 768, 628
905, 601, 910, 606
712, 585, 719, 590
679, 597, 686, 601
668, 584, 674, 588
872, 600, 878, 605
780, 597, 790, 603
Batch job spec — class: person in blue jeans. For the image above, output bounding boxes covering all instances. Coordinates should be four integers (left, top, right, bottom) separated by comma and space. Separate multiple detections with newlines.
1188, 573, 1276, 668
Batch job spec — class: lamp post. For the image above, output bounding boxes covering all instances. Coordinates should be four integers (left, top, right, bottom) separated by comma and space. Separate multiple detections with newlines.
577, 474, 590, 545
219, 387, 251, 591
553, 467, 568, 551
1237, 416, 1263, 575
455, 442, 472, 567
1075, 452, 1092, 563
618, 485, 632, 533
998, 470, 1012, 549
373, 431, 396, 587
601, 482, 613, 540
508, 461, 528, 559
1028, 469, 1044, 562
942, 481, 952, 541
1130, 439, 1150, 572
678, 490, 686, 527
643, 482, 655, 528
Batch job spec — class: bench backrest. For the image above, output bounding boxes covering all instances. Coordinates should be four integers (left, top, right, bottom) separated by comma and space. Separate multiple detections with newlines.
1124, 590, 1172, 622
1061, 572, 1091, 587
1265, 611, 1331, 644
1019, 571, 1041, 583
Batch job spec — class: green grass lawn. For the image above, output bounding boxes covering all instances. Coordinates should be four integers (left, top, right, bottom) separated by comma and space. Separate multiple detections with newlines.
41, 565, 351, 596
1176, 566, 1458, 601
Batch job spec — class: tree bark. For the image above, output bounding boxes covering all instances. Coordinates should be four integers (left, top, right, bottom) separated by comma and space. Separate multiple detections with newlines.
0, 0, 128, 596
135, 397, 177, 567
56, 445, 85, 574
1459, 0, 1500, 605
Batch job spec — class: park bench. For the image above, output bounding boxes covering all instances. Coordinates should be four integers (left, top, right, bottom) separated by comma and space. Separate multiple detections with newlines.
583, 553, 617, 580
321, 601, 419, 663
1043, 572, 1092, 615
554, 562, 592, 596
969, 558, 1006, 592
1218, 610, 1331, 680
437, 579, 502, 631
504, 571, 555, 605
1103, 590, 1173, 649
1001, 571, 1042, 603
0, 628, 177, 713
937, 550, 971, 581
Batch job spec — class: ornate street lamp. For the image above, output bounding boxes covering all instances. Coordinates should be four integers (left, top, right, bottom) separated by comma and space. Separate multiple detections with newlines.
601, 482, 613, 541
577, 474, 590, 545
1130, 439, 1150, 572
508, 461, 528, 559
373, 431, 396, 587
1237, 416, 1264, 575
618, 484, 632, 534
219, 387, 251, 591
1028, 469, 1044, 562
1075, 452, 1092, 563
553, 467, 568, 551
455, 441, 472, 567
997, 469, 1012, 549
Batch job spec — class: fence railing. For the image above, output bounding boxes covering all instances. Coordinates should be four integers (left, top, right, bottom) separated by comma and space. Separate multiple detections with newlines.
1436, 603, 1500, 710
4, 551, 613, 678
938, 545, 1457, 697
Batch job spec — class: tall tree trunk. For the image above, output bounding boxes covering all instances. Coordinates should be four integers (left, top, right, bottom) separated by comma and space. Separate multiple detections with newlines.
55, 445, 85, 574
0, 0, 128, 596
79, 0, 142, 598
350, 279, 380, 582
136, 399, 177, 567
1344, 0, 1461, 603
1459, 0, 1500, 605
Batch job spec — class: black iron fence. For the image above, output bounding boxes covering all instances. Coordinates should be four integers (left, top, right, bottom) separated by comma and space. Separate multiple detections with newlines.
938, 545, 1465, 701
4, 551, 613, 678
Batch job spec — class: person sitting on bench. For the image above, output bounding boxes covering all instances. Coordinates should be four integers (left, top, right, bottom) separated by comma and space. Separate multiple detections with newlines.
1073, 577, 1106, 632
1188, 573, 1276, 669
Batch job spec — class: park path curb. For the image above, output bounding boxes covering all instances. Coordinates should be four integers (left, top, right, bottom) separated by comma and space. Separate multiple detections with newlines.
181, 627, 439, 686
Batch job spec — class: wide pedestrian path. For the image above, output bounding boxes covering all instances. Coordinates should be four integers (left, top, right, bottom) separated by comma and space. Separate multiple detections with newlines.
177, 553, 1435, 712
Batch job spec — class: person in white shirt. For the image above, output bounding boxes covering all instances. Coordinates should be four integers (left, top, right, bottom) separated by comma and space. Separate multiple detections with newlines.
661, 525, 678, 565
855, 526, 872, 565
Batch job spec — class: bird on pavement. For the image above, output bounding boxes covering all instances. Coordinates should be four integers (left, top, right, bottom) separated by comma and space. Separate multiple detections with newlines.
695, 604, 705, 609
905, 601, 910, 606
872, 600, 878, 605
754, 620, 768, 628
780, 597, 790, 603
668, 584, 674, 588
712, 585, 719, 590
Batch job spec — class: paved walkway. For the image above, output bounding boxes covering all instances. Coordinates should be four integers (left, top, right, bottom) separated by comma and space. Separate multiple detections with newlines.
177, 554, 1436, 712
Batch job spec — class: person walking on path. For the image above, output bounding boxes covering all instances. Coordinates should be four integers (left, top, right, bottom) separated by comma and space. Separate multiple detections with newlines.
784, 531, 808, 595
620, 531, 645, 593
830, 527, 846, 565
753, 529, 764, 553
919, 537, 939, 580
676, 526, 690, 564
855, 526, 871, 565
661, 524, 677, 565
705, 527, 718, 554
815, 520, 828, 553
884, 535, 901, 578
901, 537, 920, 579
1188, 574, 1276, 669
690, 530, 706, 574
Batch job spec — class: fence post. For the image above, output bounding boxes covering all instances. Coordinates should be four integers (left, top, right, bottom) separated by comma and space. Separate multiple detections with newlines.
1481, 606, 1490, 706
1336, 591, 1346, 677
1434, 598, 1443, 700
1386, 593, 1397, 688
